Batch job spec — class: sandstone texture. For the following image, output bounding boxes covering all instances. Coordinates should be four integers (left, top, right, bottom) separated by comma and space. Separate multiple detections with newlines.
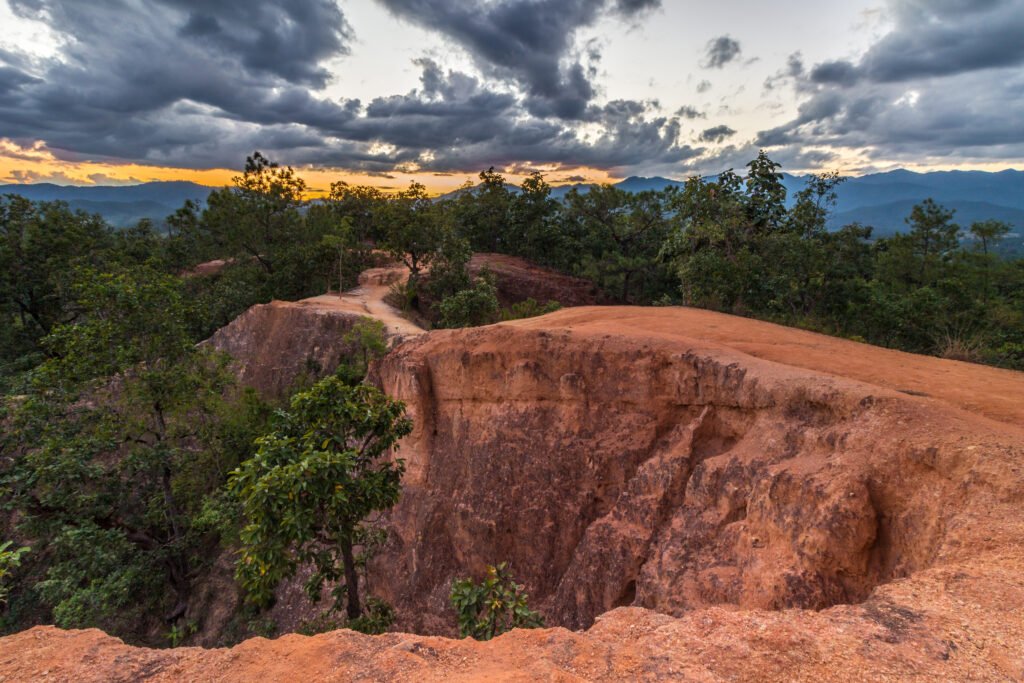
4, 305, 1023, 681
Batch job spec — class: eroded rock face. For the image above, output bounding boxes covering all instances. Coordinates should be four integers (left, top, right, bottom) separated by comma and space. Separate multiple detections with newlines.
205, 284, 422, 399
364, 309, 1024, 645
205, 300, 366, 398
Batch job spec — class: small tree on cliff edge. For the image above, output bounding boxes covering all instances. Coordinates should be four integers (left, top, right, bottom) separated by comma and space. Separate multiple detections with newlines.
231, 377, 411, 622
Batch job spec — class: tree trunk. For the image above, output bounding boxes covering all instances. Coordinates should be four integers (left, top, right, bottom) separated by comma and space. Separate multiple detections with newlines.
341, 538, 361, 619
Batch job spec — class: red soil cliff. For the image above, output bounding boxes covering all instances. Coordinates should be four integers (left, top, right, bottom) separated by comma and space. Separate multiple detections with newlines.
4, 306, 1023, 681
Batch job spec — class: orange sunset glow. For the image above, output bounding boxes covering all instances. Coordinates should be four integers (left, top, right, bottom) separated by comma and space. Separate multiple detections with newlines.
0, 139, 620, 196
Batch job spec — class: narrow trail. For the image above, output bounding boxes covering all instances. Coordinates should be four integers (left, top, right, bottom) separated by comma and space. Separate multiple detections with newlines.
297, 265, 426, 339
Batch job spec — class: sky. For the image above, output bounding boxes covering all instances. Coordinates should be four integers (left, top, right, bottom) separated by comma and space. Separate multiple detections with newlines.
0, 0, 1021, 193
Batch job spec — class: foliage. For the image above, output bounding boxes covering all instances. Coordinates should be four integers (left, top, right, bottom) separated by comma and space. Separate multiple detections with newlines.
335, 317, 389, 386
381, 181, 446, 282
661, 154, 1023, 368
231, 377, 412, 619
450, 563, 544, 641
347, 596, 396, 635
563, 185, 676, 304
1, 148, 1023, 645
437, 275, 501, 329
193, 152, 337, 303
0, 266, 266, 641
0, 541, 29, 606
165, 619, 198, 647
0, 196, 113, 380
298, 596, 394, 636
500, 299, 562, 321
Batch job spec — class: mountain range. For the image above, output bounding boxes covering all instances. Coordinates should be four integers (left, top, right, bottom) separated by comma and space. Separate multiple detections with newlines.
0, 180, 214, 227
2, 170, 1021, 250
549, 169, 1024, 238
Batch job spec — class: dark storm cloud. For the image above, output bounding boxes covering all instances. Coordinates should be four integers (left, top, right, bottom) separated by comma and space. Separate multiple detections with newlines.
374, 0, 661, 119
11, 0, 351, 87
325, 64, 698, 174
0, 0, 691, 175
699, 125, 737, 143
0, 0, 361, 166
756, 0, 1024, 164
701, 35, 741, 69
806, 0, 1024, 87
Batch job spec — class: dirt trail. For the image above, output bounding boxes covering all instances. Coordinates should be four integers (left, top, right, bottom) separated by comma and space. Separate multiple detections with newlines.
298, 265, 425, 339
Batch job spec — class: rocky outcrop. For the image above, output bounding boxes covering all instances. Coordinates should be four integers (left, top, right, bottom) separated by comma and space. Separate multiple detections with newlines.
206, 267, 424, 398
7, 305, 1022, 681
205, 300, 367, 398
367, 308, 1024, 643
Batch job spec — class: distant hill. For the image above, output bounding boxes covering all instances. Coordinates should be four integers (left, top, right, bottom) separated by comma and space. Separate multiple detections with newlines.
0, 181, 216, 227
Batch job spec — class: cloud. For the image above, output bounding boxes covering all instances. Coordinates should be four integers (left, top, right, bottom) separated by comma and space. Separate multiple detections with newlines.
4, 168, 83, 184
756, 0, 1024, 165
764, 52, 805, 91
696, 80, 713, 93
699, 125, 737, 143
701, 35, 741, 69
0, 0, 360, 167
0, 0, 694, 176
355, 67, 700, 173
675, 105, 706, 119
86, 173, 144, 185
375, 0, 660, 119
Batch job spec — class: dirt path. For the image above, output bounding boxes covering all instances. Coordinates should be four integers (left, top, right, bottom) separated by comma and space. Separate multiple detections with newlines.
297, 265, 425, 339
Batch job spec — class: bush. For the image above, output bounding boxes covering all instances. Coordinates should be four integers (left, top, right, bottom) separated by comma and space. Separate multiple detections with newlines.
500, 299, 561, 321
450, 563, 543, 640
437, 276, 500, 329
346, 597, 396, 635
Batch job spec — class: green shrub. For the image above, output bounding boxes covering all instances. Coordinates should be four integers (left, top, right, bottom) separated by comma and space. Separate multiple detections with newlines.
450, 563, 543, 641
437, 276, 500, 329
500, 298, 561, 321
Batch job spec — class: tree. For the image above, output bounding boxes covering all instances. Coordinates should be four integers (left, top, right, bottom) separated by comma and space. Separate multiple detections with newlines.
335, 317, 388, 386
906, 199, 960, 286
507, 172, 563, 265
232, 377, 412, 621
381, 182, 446, 283
450, 168, 514, 252
745, 150, 787, 233
322, 182, 387, 243
562, 186, 674, 304
201, 152, 307, 276
970, 220, 1011, 257
970, 219, 1012, 304
2, 266, 253, 636
437, 275, 501, 328
0, 196, 112, 370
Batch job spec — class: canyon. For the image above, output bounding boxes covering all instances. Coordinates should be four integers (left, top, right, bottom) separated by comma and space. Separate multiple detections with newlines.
2, 276, 1023, 680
